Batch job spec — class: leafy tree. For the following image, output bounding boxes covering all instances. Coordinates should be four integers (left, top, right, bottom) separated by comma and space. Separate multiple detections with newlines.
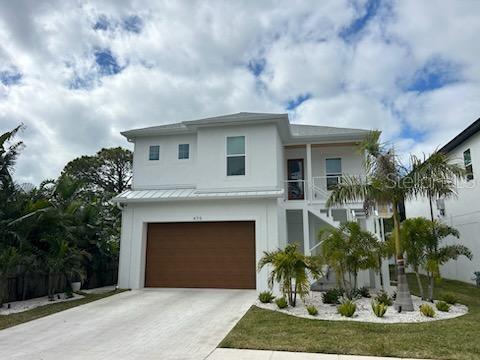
61, 147, 132, 195
326, 131, 465, 311
258, 244, 321, 307
319, 222, 381, 289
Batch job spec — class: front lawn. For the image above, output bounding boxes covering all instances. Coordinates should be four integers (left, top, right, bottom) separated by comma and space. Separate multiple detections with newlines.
220, 275, 480, 360
0, 289, 126, 330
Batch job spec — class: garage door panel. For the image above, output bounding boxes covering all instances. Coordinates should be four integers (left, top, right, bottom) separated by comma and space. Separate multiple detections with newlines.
145, 221, 256, 289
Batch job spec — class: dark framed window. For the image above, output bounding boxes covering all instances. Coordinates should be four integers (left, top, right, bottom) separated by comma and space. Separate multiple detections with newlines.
464, 149, 473, 180
149, 145, 160, 161
326, 158, 342, 190
178, 144, 190, 159
227, 136, 245, 176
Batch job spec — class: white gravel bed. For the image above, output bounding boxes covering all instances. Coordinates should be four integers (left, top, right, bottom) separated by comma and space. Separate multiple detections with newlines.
0, 293, 84, 315
256, 292, 468, 323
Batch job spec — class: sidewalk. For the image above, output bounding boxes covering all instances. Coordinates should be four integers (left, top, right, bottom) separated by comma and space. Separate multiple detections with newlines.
206, 349, 431, 360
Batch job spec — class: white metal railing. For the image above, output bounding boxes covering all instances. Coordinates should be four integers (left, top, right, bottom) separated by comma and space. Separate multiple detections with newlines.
284, 175, 344, 202
283, 175, 368, 203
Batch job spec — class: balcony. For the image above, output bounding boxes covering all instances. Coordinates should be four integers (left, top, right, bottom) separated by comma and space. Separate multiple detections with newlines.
284, 142, 365, 207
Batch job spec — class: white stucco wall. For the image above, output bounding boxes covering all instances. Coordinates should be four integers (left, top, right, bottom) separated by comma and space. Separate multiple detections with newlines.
118, 198, 280, 292
405, 132, 480, 284
311, 144, 364, 178
133, 133, 198, 189
196, 123, 281, 190
131, 123, 282, 191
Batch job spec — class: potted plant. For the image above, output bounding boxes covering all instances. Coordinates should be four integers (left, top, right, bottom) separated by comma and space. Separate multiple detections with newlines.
71, 279, 81, 292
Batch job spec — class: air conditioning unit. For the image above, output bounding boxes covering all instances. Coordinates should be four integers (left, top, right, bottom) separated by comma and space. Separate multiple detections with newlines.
436, 199, 446, 216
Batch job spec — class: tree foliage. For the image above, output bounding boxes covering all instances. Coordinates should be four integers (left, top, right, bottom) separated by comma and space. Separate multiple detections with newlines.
326, 130, 465, 309
0, 125, 131, 303
61, 147, 132, 195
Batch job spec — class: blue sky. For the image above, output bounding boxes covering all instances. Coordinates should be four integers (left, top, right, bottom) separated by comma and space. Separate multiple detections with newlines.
0, 0, 479, 184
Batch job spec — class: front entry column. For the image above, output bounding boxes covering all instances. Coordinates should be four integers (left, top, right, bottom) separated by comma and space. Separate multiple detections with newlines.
306, 143, 312, 202
302, 208, 310, 255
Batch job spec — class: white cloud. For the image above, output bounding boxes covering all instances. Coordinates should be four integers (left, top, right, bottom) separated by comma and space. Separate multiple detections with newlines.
0, 0, 479, 184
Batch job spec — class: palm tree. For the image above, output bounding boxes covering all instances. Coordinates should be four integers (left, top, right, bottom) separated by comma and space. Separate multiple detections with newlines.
398, 218, 432, 299
258, 244, 321, 306
0, 124, 24, 192
43, 236, 89, 300
326, 131, 465, 311
319, 222, 381, 289
424, 220, 472, 301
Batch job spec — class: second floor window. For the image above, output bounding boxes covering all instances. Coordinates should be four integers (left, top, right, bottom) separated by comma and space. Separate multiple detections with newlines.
326, 158, 342, 190
464, 149, 474, 181
149, 145, 160, 160
178, 144, 190, 159
227, 136, 245, 176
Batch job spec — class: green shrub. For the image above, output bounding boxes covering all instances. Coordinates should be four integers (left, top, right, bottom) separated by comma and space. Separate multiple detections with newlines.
258, 291, 275, 303
306, 305, 318, 316
337, 299, 356, 317
371, 300, 388, 317
436, 301, 451, 312
374, 290, 393, 306
359, 286, 371, 298
275, 297, 288, 309
440, 293, 458, 305
322, 288, 344, 304
419, 303, 436, 317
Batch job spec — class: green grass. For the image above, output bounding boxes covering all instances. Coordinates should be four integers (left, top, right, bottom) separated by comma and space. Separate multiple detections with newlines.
0, 289, 127, 331
220, 275, 480, 360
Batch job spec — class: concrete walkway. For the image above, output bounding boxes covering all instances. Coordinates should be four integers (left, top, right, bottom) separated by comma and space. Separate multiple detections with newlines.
0, 289, 256, 360
207, 349, 432, 360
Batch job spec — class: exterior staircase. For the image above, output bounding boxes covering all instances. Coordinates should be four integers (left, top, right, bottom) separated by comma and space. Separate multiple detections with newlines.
311, 267, 338, 291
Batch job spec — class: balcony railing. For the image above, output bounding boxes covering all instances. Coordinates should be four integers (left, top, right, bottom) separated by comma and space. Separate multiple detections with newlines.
285, 175, 357, 203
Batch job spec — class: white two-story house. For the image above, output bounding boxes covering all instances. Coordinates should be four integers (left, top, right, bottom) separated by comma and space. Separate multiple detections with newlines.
407, 117, 480, 284
113, 112, 390, 292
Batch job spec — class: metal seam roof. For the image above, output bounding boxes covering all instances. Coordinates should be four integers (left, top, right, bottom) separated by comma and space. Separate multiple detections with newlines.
112, 188, 284, 203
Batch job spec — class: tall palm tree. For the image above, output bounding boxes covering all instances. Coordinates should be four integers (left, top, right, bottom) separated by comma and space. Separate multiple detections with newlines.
326, 131, 464, 311
258, 244, 321, 306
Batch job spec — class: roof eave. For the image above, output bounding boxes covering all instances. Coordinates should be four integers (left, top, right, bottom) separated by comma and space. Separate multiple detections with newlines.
439, 118, 480, 154
284, 132, 368, 145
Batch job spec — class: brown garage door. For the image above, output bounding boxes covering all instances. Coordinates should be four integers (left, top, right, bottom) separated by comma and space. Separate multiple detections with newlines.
145, 221, 256, 289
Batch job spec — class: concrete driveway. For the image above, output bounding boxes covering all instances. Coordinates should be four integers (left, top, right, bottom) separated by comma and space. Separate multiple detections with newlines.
0, 288, 256, 360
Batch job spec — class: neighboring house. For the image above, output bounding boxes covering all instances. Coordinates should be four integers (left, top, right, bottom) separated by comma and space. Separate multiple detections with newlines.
406, 117, 480, 284
113, 112, 390, 291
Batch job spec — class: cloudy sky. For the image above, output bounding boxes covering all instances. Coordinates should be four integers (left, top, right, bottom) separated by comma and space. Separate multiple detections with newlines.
1, 0, 479, 185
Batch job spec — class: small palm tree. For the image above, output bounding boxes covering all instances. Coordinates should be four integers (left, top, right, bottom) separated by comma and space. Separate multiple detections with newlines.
43, 236, 89, 300
258, 244, 321, 307
399, 218, 431, 300
326, 131, 465, 311
424, 220, 472, 301
319, 222, 381, 289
